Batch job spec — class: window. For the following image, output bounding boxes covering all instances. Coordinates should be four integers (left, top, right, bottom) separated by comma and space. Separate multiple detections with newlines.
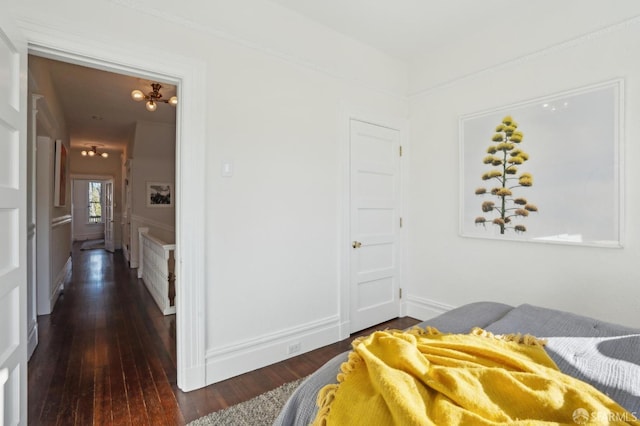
88, 181, 103, 224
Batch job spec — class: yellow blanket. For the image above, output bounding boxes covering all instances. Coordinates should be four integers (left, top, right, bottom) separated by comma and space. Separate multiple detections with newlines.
312, 327, 640, 425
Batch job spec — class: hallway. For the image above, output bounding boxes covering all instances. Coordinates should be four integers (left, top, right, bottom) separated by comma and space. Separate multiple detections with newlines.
28, 243, 182, 425
28, 244, 420, 425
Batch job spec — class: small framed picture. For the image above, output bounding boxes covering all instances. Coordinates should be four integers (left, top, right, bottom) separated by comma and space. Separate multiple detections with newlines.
146, 182, 173, 207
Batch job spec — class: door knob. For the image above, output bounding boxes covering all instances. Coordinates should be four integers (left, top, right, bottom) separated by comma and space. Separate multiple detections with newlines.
352, 241, 362, 249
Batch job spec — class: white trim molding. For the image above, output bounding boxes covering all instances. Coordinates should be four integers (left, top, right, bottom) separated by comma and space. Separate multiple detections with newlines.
70, 173, 114, 181
105, 0, 407, 101
404, 295, 455, 322
51, 214, 72, 228
29, 85, 58, 136
73, 232, 105, 242
27, 319, 38, 360
50, 256, 71, 312
409, 14, 640, 99
205, 316, 340, 384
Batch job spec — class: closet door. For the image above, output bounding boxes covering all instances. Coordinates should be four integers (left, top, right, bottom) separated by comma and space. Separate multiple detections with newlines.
349, 119, 402, 333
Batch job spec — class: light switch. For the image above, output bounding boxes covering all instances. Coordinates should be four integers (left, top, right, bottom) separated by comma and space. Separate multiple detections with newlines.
222, 160, 233, 177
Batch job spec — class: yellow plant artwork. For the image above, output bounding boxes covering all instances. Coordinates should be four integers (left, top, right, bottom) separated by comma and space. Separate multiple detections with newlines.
474, 115, 538, 234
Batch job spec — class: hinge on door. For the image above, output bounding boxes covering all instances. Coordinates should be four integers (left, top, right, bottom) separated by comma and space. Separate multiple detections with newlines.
399, 145, 403, 157
400, 217, 403, 228
399, 288, 403, 299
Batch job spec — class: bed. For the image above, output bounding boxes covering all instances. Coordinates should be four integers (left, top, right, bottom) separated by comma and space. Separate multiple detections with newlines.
274, 302, 640, 425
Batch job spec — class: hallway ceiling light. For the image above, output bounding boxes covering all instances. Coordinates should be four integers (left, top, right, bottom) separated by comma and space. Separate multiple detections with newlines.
81, 145, 109, 158
130, 83, 178, 112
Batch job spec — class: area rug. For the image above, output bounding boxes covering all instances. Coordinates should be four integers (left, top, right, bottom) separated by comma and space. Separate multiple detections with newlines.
187, 377, 305, 426
80, 239, 105, 250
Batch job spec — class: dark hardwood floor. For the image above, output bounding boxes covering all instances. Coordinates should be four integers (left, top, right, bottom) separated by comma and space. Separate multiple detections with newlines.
28, 243, 420, 425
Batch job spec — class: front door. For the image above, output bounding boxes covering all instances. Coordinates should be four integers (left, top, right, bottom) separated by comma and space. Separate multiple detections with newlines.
349, 119, 402, 333
0, 10, 28, 425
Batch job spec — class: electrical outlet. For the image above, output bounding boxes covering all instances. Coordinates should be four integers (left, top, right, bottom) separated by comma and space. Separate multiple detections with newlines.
287, 342, 301, 354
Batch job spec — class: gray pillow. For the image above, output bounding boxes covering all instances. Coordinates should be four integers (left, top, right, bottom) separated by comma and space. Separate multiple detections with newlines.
486, 303, 640, 414
415, 301, 514, 333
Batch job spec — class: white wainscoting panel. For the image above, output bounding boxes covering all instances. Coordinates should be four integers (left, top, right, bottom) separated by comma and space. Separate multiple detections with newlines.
129, 215, 175, 268
138, 228, 176, 315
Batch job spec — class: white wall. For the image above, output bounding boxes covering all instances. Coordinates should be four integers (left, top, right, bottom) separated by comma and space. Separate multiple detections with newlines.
130, 121, 176, 238
407, 10, 640, 327
15, 0, 640, 390
126, 121, 176, 267
201, 13, 408, 381
30, 56, 73, 316
10, 0, 409, 386
35, 136, 71, 315
69, 149, 123, 246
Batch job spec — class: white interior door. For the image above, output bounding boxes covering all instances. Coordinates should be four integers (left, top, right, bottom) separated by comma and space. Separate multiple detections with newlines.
104, 180, 115, 252
349, 119, 401, 333
0, 10, 28, 425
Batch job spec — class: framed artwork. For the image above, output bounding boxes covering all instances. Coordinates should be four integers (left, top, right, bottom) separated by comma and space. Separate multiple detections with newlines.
459, 80, 623, 248
146, 182, 173, 207
54, 139, 67, 207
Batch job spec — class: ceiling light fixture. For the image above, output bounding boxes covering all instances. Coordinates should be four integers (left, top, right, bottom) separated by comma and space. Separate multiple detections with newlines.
81, 145, 109, 158
131, 83, 178, 112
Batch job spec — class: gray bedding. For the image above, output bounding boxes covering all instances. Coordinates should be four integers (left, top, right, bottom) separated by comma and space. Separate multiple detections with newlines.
273, 301, 640, 425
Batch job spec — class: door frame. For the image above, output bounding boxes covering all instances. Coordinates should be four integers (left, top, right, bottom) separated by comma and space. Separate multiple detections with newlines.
20, 22, 208, 391
0, 11, 28, 423
70, 174, 113, 244
338, 105, 410, 339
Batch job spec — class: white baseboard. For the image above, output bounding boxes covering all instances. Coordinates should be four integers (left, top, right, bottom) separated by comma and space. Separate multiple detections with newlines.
73, 232, 104, 241
404, 295, 455, 321
205, 316, 340, 384
27, 319, 38, 360
202, 300, 455, 385
338, 320, 350, 340
51, 256, 71, 310
179, 364, 207, 393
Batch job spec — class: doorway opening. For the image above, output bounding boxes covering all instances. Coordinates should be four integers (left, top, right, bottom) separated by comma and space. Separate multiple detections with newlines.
24, 30, 208, 391
29, 50, 179, 367
70, 177, 114, 252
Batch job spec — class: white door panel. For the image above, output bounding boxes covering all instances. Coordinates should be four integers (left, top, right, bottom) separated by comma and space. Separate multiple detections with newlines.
350, 119, 401, 333
0, 9, 27, 425
104, 180, 115, 252
358, 208, 395, 235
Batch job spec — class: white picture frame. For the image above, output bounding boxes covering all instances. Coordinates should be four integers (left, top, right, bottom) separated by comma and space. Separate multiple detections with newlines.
146, 182, 173, 207
459, 80, 623, 248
